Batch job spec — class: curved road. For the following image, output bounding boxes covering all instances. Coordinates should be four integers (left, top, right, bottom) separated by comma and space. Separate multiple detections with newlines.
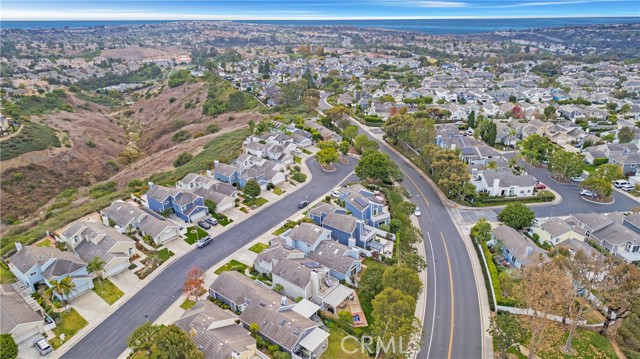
62, 158, 357, 359
320, 94, 485, 359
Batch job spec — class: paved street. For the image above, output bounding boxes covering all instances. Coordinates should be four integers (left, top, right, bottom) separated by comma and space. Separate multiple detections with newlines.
61, 158, 356, 359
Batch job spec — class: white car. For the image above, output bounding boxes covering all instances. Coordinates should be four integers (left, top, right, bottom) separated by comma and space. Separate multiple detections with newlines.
330, 190, 341, 198
414, 207, 421, 216
571, 177, 585, 183
613, 180, 630, 188
621, 184, 635, 191
580, 189, 595, 197
293, 148, 302, 154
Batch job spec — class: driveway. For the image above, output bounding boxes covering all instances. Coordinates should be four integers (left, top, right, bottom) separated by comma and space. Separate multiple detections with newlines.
61, 157, 357, 359
72, 291, 111, 323
18, 334, 43, 359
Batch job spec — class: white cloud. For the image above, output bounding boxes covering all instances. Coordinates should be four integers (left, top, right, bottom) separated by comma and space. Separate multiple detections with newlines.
495, 0, 624, 8
415, 1, 468, 7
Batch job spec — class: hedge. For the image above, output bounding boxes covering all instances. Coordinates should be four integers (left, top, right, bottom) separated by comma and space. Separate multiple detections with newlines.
473, 192, 554, 204
593, 158, 608, 166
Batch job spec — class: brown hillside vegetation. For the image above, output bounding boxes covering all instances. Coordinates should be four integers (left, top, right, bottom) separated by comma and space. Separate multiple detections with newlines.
1, 98, 126, 224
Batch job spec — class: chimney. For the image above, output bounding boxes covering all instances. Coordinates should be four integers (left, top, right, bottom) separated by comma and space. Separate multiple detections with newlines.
493, 178, 500, 189
15, 242, 23, 252
525, 246, 533, 256
281, 296, 288, 306
310, 271, 320, 297
148, 181, 155, 189
348, 237, 356, 248
214, 160, 220, 168
450, 144, 456, 151
101, 215, 110, 227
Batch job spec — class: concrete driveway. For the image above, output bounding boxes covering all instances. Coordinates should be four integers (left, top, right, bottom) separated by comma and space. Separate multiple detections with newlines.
18, 334, 44, 359
72, 291, 110, 323
109, 270, 140, 293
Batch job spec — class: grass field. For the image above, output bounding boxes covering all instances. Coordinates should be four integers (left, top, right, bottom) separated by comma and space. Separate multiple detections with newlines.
507, 329, 618, 359
92, 278, 124, 305
242, 197, 268, 207
211, 212, 233, 226
180, 299, 196, 310
0, 262, 16, 284
248, 242, 269, 254
50, 309, 88, 349
214, 260, 248, 275
184, 226, 209, 245
324, 328, 369, 359
0, 121, 61, 160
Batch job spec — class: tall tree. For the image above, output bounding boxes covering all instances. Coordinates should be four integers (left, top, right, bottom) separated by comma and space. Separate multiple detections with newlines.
548, 150, 585, 181
342, 125, 359, 143
618, 127, 635, 143
470, 218, 492, 242
467, 110, 476, 129
127, 322, 158, 355
489, 313, 526, 359
355, 151, 402, 183
371, 288, 422, 359
382, 265, 423, 300
243, 180, 261, 198
383, 114, 415, 145
87, 256, 106, 293
0, 334, 18, 359
498, 203, 535, 229
46, 276, 76, 311
598, 262, 640, 336
358, 266, 385, 302
183, 267, 205, 301
315, 147, 339, 166
408, 118, 435, 149
153, 324, 204, 359
515, 259, 572, 359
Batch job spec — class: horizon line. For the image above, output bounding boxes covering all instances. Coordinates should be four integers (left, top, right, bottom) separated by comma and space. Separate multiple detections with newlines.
3, 14, 640, 22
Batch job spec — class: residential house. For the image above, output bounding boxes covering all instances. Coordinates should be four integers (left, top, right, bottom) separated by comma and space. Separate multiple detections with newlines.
8, 244, 94, 300
176, 173, 237, 212
491, 225, 548, 269
530, 217, 581, 246
471, 169, 536, 197
0, 284, 48, 346
212, 155, 286, 190
102, 201, 181, 245
57, 220, 136, 278
340, 190, 390, 228
146, 183, 209, 223
209, 271, 329, 359
572, 213, 640, 265
175, 300, 256, 359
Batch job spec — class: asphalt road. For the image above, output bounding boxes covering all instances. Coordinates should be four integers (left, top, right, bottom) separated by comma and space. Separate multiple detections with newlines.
320, 95, 483, 359
61, 158, 357, 359
496, 154, 639, 217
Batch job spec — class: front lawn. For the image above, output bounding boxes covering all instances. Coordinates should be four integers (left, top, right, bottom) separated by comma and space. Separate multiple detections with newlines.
324, 328, 369, 359
294, 155, 302, 164
158, 248, 174, 261
36, 239, 52, 247
248, 242, 269, 254
211, 212, 233, 226
180, 299, 196, 310
242, 197, 268, 207
50, 308, 88, 349
214, 260, 249, 275
184, 226, 209, 245
273, 186, 285, 195
92, 278, 124, 305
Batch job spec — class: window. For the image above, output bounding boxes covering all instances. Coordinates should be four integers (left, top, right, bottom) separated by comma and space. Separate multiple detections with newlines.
164, 201, 169, 205
585, 230, 591, 238
29, 271, 37, 276
633, 245, 640, 253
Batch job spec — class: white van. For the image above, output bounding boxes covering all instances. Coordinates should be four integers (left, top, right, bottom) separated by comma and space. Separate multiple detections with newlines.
613, 180, 630, 188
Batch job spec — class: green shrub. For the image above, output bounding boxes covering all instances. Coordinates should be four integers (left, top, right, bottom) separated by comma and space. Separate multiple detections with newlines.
206, 124, 220, 134
173, 152, 193, 167
593, 158, 608, 166
89, 182, 117, 199
85, 140, 96, 148
172, 130, 191, 143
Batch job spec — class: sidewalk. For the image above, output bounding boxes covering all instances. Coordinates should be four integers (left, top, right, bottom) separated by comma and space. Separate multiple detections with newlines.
409, 215, 428, 359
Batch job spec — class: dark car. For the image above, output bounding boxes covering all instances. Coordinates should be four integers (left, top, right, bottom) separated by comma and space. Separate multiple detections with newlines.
197, 221, 211, 230
196, 236, 213, 248
298, 201, 309, 209
34, 337, 53, 356
205, 217, 219, 226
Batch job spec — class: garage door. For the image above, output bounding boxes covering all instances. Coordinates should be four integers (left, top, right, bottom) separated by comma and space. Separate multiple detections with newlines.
12, 325, 41, 345
190, 210, 208, 222
105, 261, 129, 278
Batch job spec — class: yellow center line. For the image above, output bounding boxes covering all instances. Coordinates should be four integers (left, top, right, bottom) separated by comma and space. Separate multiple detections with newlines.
400, 168, 430, 206
441, 231, 455, 359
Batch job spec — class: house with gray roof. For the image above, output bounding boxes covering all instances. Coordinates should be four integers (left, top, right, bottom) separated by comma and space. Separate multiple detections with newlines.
209, 271, 329, 359
281, 223, 332, 255
0, 284, 47, 346
571, 213, 640, 265
530, 217, 581, 246
8, 244, 94, 300
102, 200, 181, 245
56, 219, 136, 278
175, 300, 256, 359
491, 225, 548, 269
471, 169, 536, 197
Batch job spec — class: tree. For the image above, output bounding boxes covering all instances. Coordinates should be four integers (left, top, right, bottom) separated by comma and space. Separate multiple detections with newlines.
489, 313, 526, 359
204, 198, 216, 213
128, 322, 158, 354
338, 140, 350, 157
316, 140, 338, 150
383, 114, 415, 145
338, 310, 353, 323
227, 91, 248, 111
498, 203, 535, 229
173, 152, 193, 167
358, 266, 385, 302
248, 120, 256, 134
382, 265, 423, 300
598, 262, 640, 336
408, 118, 435, 150
544, 105, 557, 120
249, 322, 260, 336
470, 218, 492, 242
515, 259, 572, 359
371, 288, 422, 359
273, 284, 284, 293
518, 134, 553, 164
0, 334, 18, 359
315, 147, 338, 166
355, 151, 402, 183
304, 95, 318, 113
581, 163, 622, 198
153, 324, 204, 359
353, 134, 379, 154
618, 126, 635, 143
548, 150, 585, 180
467, 111, 476, 129
87, 256, 106, 293
183, 267, 205, 301
342, 125, 359, 143
243, 180, 261, 198
46, 276, 76, 311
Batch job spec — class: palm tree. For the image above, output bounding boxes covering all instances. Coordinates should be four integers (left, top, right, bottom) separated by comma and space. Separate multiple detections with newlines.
46, 277, 76, 311
87, 256, 106, 293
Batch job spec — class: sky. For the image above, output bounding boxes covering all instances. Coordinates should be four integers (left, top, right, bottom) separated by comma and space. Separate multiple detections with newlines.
1, 0, 639, 21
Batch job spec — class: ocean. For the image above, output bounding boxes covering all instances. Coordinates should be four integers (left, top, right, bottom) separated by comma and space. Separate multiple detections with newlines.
2, 17, 640, 34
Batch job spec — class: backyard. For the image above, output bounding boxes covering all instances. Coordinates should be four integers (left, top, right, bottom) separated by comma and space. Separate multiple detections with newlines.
0, 262, 16, 284
49, 308, 88, 349
92, 278, 124, 305
184, 226, 209, 245
507, 329, 618, 359
324, 328, 369, 359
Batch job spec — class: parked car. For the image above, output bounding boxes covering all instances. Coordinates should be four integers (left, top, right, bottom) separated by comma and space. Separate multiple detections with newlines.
571, 176, 585, 183
293, 148, 302, 154
205, 217, 219, 226
621, 184, 635, 191
197, 221, 211, 230
580, 189, 595, 197
414, 207, 421, 216
330, 190, 341, 198
34, 337, 53, 356
613, 180, 630, 188
534, 182, 547, 190
298, 201, 309, 209
196, 236, 213, 248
